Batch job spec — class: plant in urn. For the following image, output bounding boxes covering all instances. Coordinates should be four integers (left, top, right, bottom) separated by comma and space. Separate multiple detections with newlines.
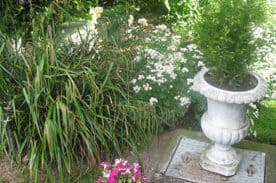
191, 0, 267, 176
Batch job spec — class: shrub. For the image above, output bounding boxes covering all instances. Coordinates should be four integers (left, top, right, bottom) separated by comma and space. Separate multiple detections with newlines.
251, 3, 276, 98
0, 0, 94, 40
192, 0, 266, 86
163, 0, 209, 34
128, 23, 203, 126
0, 8, 163, 182
247, 2, 276, 144
247, 100, 276, 145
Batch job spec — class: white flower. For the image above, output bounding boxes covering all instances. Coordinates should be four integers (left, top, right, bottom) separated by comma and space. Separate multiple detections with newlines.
134, 55, 141, 62
138, 75, 145, 80
145, 38, 151, 43
254, 27, 265, 39
156, 24, 167, 31
128, 15, 134, 26
187, 44, 197, 51
127, 29, 132, 34
179, 97, 191, 106
138, 18, 148, 26
181, 67, 189, 73
149, 97, 158, 105
133, 85, 141, 93
131, 79, 137, 84
168, 45, 177, 51
197, 61, 205, 67
143, 83, 152, 91
180, 48, 188, 53
161, 37, 167, 42
187, 78, 194, 85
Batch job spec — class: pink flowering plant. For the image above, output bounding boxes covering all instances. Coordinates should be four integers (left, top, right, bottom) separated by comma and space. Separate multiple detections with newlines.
97, 158, 148, 183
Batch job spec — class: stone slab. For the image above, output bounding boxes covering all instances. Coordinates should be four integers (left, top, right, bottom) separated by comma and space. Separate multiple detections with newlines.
126, 129, 276, 183
165, 137, 266, 183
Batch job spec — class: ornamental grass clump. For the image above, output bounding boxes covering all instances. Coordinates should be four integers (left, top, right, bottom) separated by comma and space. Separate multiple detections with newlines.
0, 7, 164, 182
192, 0, 266, 88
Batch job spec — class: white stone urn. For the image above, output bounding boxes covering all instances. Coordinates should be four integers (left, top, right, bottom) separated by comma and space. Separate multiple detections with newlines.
192, 68, 267, 176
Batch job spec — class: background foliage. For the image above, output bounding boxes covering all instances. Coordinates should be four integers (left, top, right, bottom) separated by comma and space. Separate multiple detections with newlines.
0, 0, 94, 40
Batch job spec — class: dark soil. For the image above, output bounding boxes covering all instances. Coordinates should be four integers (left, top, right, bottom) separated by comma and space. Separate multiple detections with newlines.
204, 73, 258, 91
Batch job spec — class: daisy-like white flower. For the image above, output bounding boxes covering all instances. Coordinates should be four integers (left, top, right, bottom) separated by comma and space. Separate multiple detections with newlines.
128, 15, 134, 26
197, 61, 205, 67
138, 18, 148, 26
149, 97, 158, 105
187, 78, 194, 85
181, 67, 189, 73
133, 85, 141, 93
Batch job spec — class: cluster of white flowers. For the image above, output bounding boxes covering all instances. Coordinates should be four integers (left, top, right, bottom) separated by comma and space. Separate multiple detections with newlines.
131, 23, 202, 107
174, 96, 191, 106
153, 24, 171, 37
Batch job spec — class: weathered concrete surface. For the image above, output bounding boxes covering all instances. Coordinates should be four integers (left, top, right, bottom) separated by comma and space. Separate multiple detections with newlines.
165, 137, 265, 183
135, 129, 276, 183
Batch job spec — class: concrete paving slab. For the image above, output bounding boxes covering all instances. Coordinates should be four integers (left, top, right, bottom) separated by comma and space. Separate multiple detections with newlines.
165, 137, 265, 183
134, 129, 276, 183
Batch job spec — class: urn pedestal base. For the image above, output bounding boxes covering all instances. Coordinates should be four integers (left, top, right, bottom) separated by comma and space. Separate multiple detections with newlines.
200, 145, 242, 176
165, 137, 266, 183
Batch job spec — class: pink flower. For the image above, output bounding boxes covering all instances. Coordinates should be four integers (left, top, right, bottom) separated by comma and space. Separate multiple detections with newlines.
107, 176, 116, 183
132, 162, 142, 174
100, 162, 112, 169
131, 174, 138, 182
114, 158, 128, 169
97, 176, 103, 183
121, 167, 132, 175
103, 170, 111, 178
114, 158, 128, 166
110, 169, 120, 177
98, 158, 147, 183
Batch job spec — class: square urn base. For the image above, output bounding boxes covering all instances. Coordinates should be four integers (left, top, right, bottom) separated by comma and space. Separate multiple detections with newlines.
165, 137, 266, 183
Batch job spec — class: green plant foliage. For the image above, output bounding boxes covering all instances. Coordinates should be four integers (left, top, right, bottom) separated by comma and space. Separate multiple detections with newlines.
130, 24, 201, 125
164, 0, 209, 34
0, 15, 163, 182
0, 0, 94, 39
248, 100, 276, 145
192, 0, 266, 86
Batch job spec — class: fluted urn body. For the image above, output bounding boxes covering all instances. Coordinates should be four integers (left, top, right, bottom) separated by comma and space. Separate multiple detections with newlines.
192, 68, 267, 176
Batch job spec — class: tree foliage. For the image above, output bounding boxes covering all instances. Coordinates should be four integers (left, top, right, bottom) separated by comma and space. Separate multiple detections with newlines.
0, 0, 94, 39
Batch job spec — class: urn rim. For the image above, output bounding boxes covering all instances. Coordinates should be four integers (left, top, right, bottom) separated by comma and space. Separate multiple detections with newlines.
192, 68, 267, 104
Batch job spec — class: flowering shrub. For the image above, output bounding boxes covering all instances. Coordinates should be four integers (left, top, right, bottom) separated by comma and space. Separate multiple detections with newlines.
130, 23, 203, 119
97, 158, 147, 183
251, 18, 276, 99
247, 1, 276, 141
